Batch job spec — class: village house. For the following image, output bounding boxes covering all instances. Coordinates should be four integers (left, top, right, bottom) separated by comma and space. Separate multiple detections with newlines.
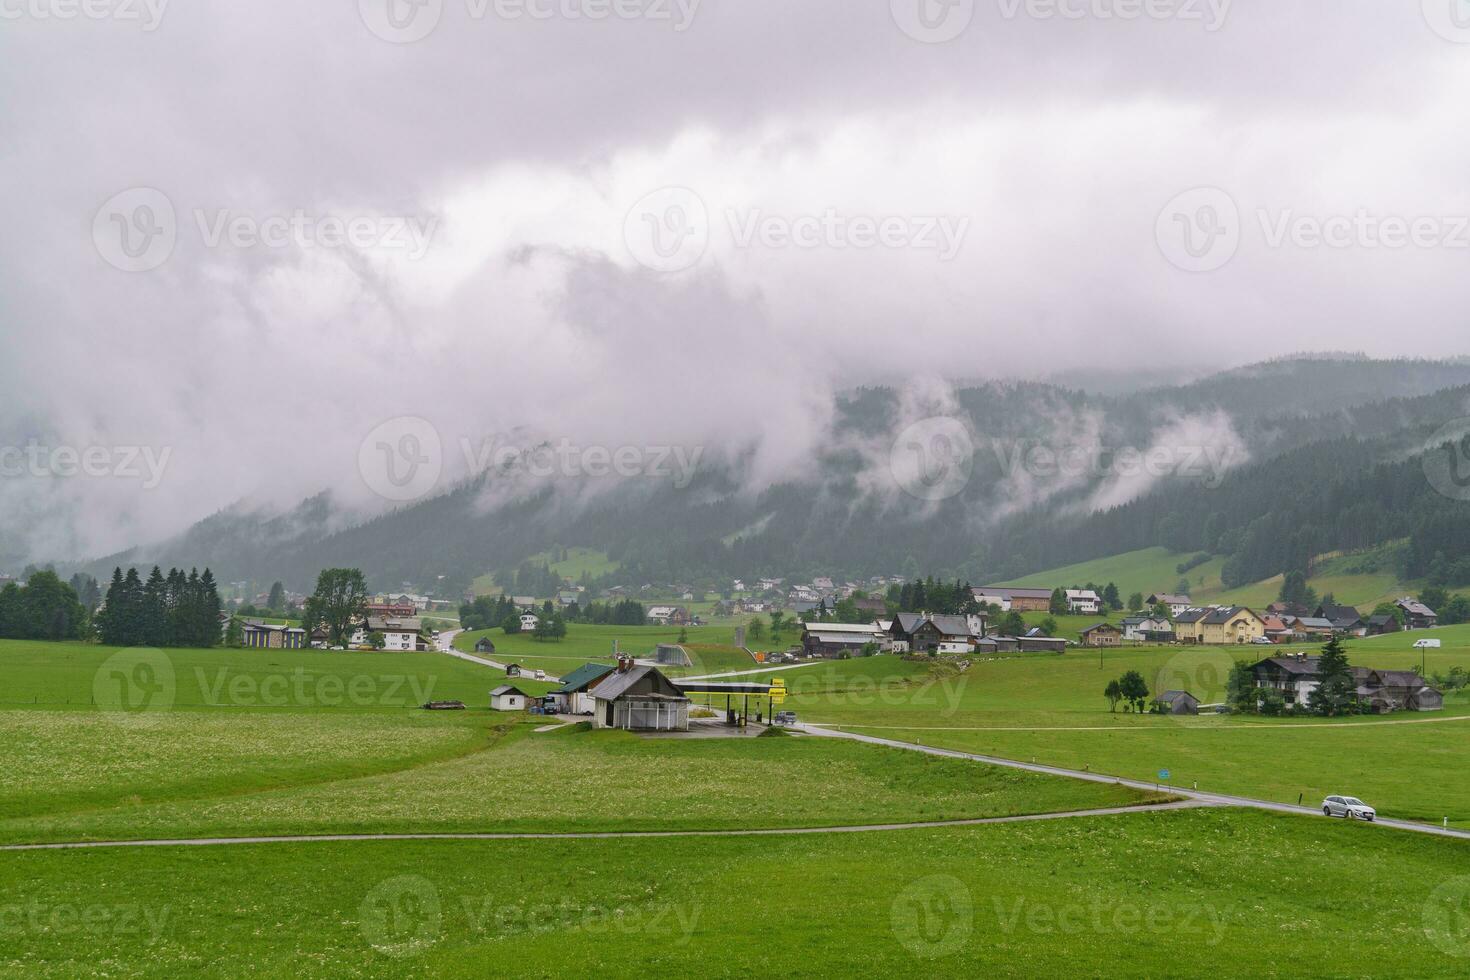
1251, 654, 1442, 713
1066, 589, 1102, 615
1395, 597, 1439, 631
1154, 690, 1201, 715
548, 662, 615, 715
1175, 606, 1266, 645
474, 636, 497, 654
240, 620, 308, 649
350, 616, 428, 651
974, 587, 1053, 613
1120, 616, 1175, 643
646, 605, 691, 626
1366, 613, 1401, 636
1148, 593, 1193, 618
592, 660, 691, 731
1080, 622, 1124, 647
908, 614, 977, 654
489, 685, 529, 711
800, 622, 889, 658
518, 613, 540, 632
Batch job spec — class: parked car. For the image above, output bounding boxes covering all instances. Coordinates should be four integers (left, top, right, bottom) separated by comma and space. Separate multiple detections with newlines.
1251, 636, 1274, 645
534, 669, 547, 681
1322, 795, 1376, 821
774, 710, 798, 726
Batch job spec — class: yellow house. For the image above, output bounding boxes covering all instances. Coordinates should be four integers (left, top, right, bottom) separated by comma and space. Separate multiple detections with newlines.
1176, 606, 1266, 645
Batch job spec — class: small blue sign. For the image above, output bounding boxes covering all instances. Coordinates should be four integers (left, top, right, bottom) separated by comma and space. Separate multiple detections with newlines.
1158, 769, 1171, 781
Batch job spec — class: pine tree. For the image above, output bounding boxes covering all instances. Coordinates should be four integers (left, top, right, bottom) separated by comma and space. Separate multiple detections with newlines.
1310, 634, 1355, 716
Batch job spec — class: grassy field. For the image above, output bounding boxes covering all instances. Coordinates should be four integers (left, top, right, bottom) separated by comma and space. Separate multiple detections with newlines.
784, 634, 1470, 827
995, 547, 1228, 602
4, 807, 1469, 977
453, 624, 756, 677
0, 720, 1158, 845
471, 547, 621, 595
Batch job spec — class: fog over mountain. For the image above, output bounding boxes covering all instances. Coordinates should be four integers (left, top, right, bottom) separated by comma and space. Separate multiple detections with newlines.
5, 3, 1470, 567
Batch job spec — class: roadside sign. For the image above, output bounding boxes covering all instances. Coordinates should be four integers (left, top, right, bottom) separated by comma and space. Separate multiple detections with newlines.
1158, 769, 1171, 781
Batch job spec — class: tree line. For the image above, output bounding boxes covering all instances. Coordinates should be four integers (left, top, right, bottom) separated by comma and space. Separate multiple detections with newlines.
0, 571, 90, 641
97, 566, 222, 648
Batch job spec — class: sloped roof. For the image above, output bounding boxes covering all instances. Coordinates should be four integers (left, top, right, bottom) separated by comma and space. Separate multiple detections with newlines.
926, 614, 974, 638
554, 662, 615, 694
592, 666, 688, 702
489, 685, 527, 698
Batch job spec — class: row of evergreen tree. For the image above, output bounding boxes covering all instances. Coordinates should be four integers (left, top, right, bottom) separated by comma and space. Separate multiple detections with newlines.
96, 566, 222, 648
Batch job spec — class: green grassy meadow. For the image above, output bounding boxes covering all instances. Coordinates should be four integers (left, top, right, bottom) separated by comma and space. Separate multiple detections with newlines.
785, 633, 1470, 827
4, 807, 1469, 978
453, 624, 756, 677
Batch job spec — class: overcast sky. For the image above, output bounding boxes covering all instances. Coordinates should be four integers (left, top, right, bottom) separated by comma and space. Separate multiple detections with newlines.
3, 1, 1470, 562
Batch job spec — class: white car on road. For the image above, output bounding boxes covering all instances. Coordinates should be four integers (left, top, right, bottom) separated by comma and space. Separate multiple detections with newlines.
1322, 795, 1376, 821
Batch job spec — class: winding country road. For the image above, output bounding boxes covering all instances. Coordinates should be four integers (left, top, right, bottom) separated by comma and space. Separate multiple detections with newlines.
797, 724, 1470, 842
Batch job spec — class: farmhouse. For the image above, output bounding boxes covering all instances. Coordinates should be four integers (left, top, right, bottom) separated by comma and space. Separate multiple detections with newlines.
1066, 589, 1102, 615
518, 613, 540, 631
549, 662, 615, 715
978, 587, 1053, 613
1175, 606, 1266, 645
489, 685, 529, 711
240, 620, 308, 649
801, 622, 888, 658
350, 616, 427, 651
592, 661, 691, 732
646, 605, 691, 626
1395, 597, 1439, 630
1148, 594, 1193, 617
1154, 690, 1200, 715
1366, 614, 1400, 636
1251, 655, 1442, 712
1121, 616, 1175, 643
1080, 623, 1123, 648
910, 614, 977, 654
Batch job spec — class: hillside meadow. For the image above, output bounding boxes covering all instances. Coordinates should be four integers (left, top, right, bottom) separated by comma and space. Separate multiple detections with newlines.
784, 633, 1470, 828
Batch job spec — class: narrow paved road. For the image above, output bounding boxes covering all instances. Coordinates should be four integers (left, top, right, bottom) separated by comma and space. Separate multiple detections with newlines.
435, 630, 562, 685
0, 802, 1205, 852
798, 724, 1470, 842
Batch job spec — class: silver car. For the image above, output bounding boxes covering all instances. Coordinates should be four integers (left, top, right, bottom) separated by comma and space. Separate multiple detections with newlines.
1322, 795, 1376, 821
